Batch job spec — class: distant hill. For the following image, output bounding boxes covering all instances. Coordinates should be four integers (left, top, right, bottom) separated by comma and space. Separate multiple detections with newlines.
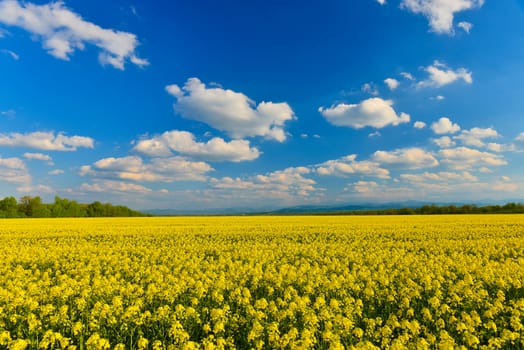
144, 200, 524, 216
267, 201, 429, 214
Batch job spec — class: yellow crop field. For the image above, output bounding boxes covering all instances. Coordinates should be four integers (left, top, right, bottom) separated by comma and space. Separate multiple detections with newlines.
0, 215, 523, 349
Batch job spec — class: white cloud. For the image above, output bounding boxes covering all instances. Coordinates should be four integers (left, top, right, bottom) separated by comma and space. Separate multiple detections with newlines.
400, 0, 484, 34
457, 21, 473, 34
376, 0, 386, 4
454, 127, 499, 147
343, 178, 516, 202
347, 180, 379, 194
400, 171, 477, 183
431, 117, 460, 134
0, 156, 25, 169
414, 121, 426, 129
48, 169, 63, 175
368, 131, 381, 138
23, 152, 51, 161
0, 156, 30, 183
372, 147, 439, 169
432, 136, 456, 148
17, 184, 53, 194
401, 72, 415, 80
80, 155, 213, 182
1, 48, 18, 60
478, 167, 492, 173
80, 180, 154, 194
316, 154, 390, 179
361, 82, 379, 96
492, 181, 518, 192
384, 78, 399, 90
0, 131, 94, 151
515, 132, 524, 143
166, 78, 295, 142
0, 0, 148, 69
319, 97, 410, 129
210, 166, 319, 199
418, 61, 472, 88
133, 130, 260, 162
486, 143, 514, 153
343, 181, 421, 201
439, 147, 507, 170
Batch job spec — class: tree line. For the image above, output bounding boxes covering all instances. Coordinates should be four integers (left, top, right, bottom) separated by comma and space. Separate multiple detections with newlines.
326, 202, 524, 215
0, 196, 149, 218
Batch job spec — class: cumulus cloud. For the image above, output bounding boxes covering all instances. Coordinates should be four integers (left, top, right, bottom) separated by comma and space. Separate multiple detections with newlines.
0, 0, 148, 69
372, 147, 439, 169
48, 169, 63, 175
479, 167, 492, 173
376, 0, 386, 4
347, 180, 380, 194
439, 147, 507, 170
0, 156, 30, 183
457, 21, 473, 33
133, 130, 260, 162
342, 181, 422, 201
400, 0, 484, 34
401, 72, 415, 80
17, 184, 53, 194
454, 127, 499, 147
384, 78, 399, 90
414, 121, 426, 129
400, 171, 477, 183
80, 155, 213, 182
166, 78, 295, 142
0, 131, 94, 151
23, 152, 51, 161
492, 181, 518, 192
418, 61, 472, 88
432, 136, 456, 148
80, 180, 154, 194
316, 154, 390, 179
486, 143, 515, 153
319, 97, 410, 129
210, 167, 318, 199
515, 132, 524, 143
431, 117, 461, 134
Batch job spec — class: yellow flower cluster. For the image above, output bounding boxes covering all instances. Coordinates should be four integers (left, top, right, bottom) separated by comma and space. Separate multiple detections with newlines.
0, 215, 523, 349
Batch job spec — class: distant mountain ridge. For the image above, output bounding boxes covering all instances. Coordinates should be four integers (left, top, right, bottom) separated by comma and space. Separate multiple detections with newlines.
144, 199, 524, 216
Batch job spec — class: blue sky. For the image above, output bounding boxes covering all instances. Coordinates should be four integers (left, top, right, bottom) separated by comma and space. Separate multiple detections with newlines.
1, 0, 524, 210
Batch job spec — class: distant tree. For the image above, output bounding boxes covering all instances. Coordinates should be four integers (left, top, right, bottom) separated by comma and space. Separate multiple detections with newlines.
51, 196, 86, 217
86, 201, 104, 217
0, 196, 18, 218
17, 196, 52, 217
398, 207, 414, 215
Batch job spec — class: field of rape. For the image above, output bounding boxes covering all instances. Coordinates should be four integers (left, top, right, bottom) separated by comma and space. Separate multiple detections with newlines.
0, 215, 523, 349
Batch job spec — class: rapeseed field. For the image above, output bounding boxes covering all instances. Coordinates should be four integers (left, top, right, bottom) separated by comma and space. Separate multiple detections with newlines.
0, 215, 523, 349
